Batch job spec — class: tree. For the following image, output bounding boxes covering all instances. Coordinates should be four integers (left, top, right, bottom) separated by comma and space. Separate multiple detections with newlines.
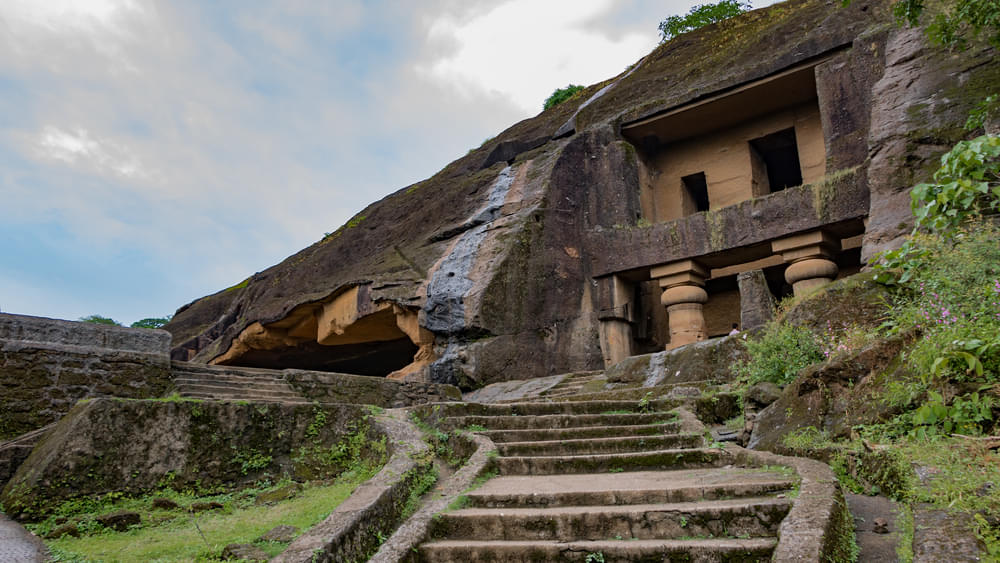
543, 84, 585, 110
658, 0, 751, 43
131, 316, 173, 329
891, 0, 1000, 48
79, 315, 122, 326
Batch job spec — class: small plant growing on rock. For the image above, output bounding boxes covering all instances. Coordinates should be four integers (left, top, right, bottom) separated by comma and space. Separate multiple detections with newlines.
543, 84, 585, 110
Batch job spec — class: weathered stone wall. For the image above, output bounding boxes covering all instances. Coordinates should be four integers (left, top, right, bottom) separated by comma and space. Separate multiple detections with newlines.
282, 369, 461, 406
0, 399, 375, 521
861, 28, 1000, 261
0, 313, 172, 440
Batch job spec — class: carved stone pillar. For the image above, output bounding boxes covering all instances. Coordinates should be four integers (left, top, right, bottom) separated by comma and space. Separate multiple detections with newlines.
772, 231, 840, 297
651, 260, 708, 350
597, 275, 635, 367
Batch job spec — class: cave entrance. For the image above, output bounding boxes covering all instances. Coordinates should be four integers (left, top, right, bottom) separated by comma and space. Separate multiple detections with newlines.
225, 337, 418, 376
211, 284, 436, 379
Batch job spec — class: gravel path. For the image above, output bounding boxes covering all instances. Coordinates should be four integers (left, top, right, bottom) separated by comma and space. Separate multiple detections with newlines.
0, 513, 48, 562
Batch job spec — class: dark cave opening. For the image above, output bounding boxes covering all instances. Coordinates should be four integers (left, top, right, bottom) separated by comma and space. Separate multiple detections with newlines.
227, 337, 418, 376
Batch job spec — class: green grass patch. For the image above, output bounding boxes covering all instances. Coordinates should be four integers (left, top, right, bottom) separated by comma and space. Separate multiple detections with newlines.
41, 476, 366, 562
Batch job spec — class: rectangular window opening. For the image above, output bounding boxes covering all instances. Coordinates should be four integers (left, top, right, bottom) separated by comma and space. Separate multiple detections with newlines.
681, 172, 710, 213
748, 128, 802, 193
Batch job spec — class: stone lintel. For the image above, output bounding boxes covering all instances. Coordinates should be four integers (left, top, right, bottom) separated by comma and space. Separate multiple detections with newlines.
771, 230, 840, 257
650, 259, 709, 280
656, 272, 707, 289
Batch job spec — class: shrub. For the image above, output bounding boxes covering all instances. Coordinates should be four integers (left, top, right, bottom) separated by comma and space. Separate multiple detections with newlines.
543, 84, 584, 110
736, 322, 823, 386
79, 315, 122, 326
658, 0, 750, 42
131, 316, 172, 329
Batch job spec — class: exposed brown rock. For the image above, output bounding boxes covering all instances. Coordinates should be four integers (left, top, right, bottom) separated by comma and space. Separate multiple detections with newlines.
258, 524, 298, 543
96, 510, 140, 531
150, 497, 179, 510
221, 543, 269, 562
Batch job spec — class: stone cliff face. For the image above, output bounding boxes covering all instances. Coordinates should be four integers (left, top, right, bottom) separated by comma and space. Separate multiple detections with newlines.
164, 0, 999, 388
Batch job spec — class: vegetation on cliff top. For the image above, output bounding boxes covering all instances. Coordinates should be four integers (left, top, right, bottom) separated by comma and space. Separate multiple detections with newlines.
658, 0, 751, 42
543, 84, 585, 110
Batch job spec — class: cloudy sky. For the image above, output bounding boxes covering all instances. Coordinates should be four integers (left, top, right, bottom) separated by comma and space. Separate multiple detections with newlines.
0, 0, 773, 325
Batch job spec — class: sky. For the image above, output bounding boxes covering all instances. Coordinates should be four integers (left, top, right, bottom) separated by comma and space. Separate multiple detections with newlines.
0, 0, 775, 326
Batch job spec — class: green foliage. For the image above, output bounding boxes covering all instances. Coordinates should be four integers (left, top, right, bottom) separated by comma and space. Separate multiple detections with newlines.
909, 389, 996, 438
79, 314, 122, 326
966, 93, 999, 132
294, 411, 387, 481
225, 277, 251, 292
584, 551, 606, 563
231, 447, 273, 475
974, 513, 1000, 560
401, 465, 438, 519
891, 0, 1000, 48
735, 322, 823, 386
909, 135, 1000, 233
130, 315, 172, 329
872, 221, 1000, 437
658, 0, 751, 42
637, 391, 654, 413
543, 84, 585, 110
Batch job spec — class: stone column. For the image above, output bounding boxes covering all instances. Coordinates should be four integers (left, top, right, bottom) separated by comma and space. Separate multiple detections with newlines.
651, 260, 708, 350
737, 269, 776, 331
772, 231, 840, 297
597, 275, 634, 367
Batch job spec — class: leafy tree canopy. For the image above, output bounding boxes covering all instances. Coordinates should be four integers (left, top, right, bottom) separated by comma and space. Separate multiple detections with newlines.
658, 0, 751, 43
131, 316, 173, 329
79, 315, 122, 326
891, 0, 1000, 48
543, 84, 585, 110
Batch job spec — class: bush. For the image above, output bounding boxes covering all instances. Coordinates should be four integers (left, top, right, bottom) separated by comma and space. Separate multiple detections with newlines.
543, 84, 585, 110
79, 315, 122, 326
658, 0, 750, 42
736, 322, 823, 386
131, 316, 172, 329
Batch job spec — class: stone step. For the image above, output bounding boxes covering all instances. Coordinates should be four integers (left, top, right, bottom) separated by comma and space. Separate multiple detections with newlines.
177, 392, 311, 405
496, 433, 704, 457
446, 412, 677, 431
432, 497, 792, 541
496, 448, 728, 475
477, 422, 683, 443
465, 469, 796, 509
174, 383, 303, 398
558, 382, 724, 403
172, 369, 290, 383
172, 376, 295, 390
417, 538, 777, 562
436, 399, 680, 417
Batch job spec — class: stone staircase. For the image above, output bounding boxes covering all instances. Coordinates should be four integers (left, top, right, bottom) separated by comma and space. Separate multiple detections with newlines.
171, 362, 310, 405
415, 399, 800, 562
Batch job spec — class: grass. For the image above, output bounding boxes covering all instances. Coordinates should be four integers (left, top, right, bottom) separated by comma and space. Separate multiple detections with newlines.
41, 476, 367, 562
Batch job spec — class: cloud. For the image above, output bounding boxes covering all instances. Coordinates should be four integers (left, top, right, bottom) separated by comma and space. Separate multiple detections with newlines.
0, 0, 730, 325
419, 0, 659, 113
33, 126, 153, 179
